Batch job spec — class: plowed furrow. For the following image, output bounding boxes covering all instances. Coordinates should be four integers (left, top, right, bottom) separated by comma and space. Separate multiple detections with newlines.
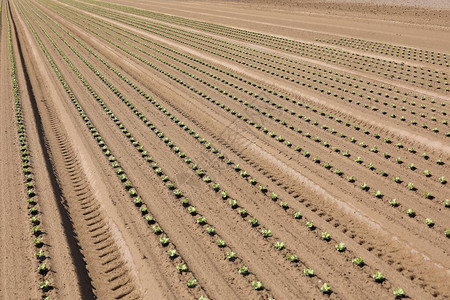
29, 94, 140, 299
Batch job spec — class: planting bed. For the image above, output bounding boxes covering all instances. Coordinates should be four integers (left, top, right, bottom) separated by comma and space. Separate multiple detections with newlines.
0, 0, 448, 299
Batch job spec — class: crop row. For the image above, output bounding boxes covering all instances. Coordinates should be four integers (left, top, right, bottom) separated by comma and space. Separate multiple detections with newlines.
31, 3, 417, 296
21, 1, 283, 296
316, 38, 449, 67
56, 3, 450, 232
16, 3, 215, 298
40, 0, 450, 290
75, 0, 448, 92
73, 2, 448, 117
110, 32, 448, 204
61, 2, 449, 136
5, 3, 52, 297
56, 5, 448, 177
26, 3, 330, 294
49, 0, 450, 292
86, 17, 448, 188
97, 7, 448, 123
42, 0, 450, 294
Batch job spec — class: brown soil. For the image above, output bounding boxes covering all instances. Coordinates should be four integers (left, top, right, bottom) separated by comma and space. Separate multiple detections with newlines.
1, 0, 449, 299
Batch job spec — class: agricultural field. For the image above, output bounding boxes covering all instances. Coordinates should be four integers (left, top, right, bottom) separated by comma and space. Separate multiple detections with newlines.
0, 0, 448, 299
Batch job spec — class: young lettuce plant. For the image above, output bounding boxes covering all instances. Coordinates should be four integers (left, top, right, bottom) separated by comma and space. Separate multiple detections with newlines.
393, 287, 406, 298
294, 211, 302, 219
303, 268, 314, 277
424, 191, 433, 199
389, 198, 399, 207
321, 232, 331, 241
251, 281, 263, 290
168, 249, 177, 259
287, 254, 298, 262
39, 280, 51, 292
249, 218, 258, 227
352, 257, 364, 266
145, 215, 155, 224
320, 283, 331, 294
335, 242, 346, 252
226, 251, 236, 261
188, 206, 197, 215
159, 236, 170, 246
35, 249, 45, 260
274, 241, 285, 250
239, 266, 249, 275
152, 225, 162, 235
406, 209, 415, 217
217, 239, 226, 247
280, 202, 289, 209
373, 272, 385, 283
38, 263, 48, 274
176, 263, 188, 273
140, 206, 148, 215
186, 278, 197, 288
34, 237, 44, 248
261, 229, 272, 237
196, 216, 207, 225
229, 199, 238, 208
239, 208, 248, 217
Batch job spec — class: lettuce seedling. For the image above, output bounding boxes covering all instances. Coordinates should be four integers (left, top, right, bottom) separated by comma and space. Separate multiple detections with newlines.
335, 242, 346, 252
239, 266, 249, 275
352, 257, 364, 266
320, 283, 331, 294
251, 281, 263, 290
373, 271, 385, 283
186, 278, 197, 288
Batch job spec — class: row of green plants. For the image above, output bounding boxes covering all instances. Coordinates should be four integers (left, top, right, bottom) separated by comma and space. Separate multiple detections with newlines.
48, 3, 449, 209
56, 0, 446, 292
57, 0, 446, 292
70, 1, 448, 126
5, 3, 52, 297
59, 1, 450, 238
38, 2, 420, 296
73, 8, 448, 228
22, 2, 275, 296
28, 2, 344, 294
75, 0, 447, 94
316, 38, 449, 67
69, 3, 448, 138
87, 16, 448, 195
16, 3, 212, 298
64, 8, 447, 181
